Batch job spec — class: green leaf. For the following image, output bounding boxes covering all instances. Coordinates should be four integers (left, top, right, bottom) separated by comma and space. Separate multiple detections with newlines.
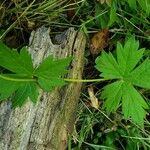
137, 0, 150, 15
130, 59, 150, 89
0, 43, 39, 106
12, 82, 39, 107
127, 0, 150, 15
95, 4, 109, 28
19, 47, 34, 75
122, 83, 148, 127
116, 37, 144, 76
27, 82, 39, 104
0, 42, 33, 75
35, 55, 71, 91
101, 81, 123, 113
0, 76, 23, 101
0, 43, 70, 106
38, 77, 66, 91
0, 73, 38, 106
95, 51, 122, 79
95, 36, 149, 126
127, 0, 137, 9
108, 6, 118, 27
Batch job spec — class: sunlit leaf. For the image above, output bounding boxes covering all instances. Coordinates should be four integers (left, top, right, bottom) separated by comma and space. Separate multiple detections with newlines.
95, 36, 149, 127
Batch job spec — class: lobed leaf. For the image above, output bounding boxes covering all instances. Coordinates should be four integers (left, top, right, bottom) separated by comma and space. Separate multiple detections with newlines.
0, 42, 33, 75
0, 42, 71, 106
116, 37, 144, 76
12, 82, 39, 107
35, 55, 71, 91
0, 76, 23, 101
130, 59, 150, 89
95, 51, 122, 79
38, 76, 65, 91
0, 74, 38, 106
96, 36, 150, 126
122, 83, 148, 127
101, 81, 123, 113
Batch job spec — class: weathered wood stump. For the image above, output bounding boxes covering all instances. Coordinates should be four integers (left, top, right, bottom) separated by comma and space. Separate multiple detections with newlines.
0, 27, 86, 150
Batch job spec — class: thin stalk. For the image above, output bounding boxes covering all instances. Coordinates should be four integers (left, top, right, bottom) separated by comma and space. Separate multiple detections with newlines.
117, 13, 144, 34
80, 10, 108, 29
63, 78, 107, 83
0, 74, 36, 82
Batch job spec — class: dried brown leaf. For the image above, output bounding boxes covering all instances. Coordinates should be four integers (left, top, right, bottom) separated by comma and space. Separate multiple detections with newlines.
88, 86, 99, 109
90, 29, 109, 55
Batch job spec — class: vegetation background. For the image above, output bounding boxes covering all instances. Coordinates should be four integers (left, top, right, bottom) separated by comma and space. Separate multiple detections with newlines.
0, 0, 150, 149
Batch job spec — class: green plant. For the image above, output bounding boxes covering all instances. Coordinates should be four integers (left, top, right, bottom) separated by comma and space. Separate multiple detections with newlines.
127, 0, 150, 15
78, 0, 150, 42
95, 36, 150, 127
70, 97, 150, 149
0, 36, 150, 127
0, 0, 68, 40
96, 0, 150, 28
0, 42, 71, 107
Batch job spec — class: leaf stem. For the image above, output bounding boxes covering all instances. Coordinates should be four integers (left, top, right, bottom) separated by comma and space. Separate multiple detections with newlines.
0, 74, 107, 83
0, 74, 36, 82
63, 78, 107, 83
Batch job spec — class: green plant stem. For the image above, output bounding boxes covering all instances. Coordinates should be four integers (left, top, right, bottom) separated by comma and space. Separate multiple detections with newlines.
0, 74, 36, 82
0, 73, 107, 83
63, 78, 107, 83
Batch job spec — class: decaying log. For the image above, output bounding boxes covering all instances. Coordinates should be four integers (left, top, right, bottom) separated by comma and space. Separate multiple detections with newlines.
0, 26, 86, 150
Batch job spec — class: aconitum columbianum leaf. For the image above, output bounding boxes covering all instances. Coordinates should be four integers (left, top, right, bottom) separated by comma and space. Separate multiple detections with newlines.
95, 36, 149, 127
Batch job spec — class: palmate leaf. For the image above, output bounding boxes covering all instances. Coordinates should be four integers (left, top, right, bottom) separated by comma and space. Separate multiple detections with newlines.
0, 75, 24, 101
116, 38, 144, 76
12, 82, 39, 107
95, 51, 122, 79
122, 82, 148, 127
34, 55, 71, 91
0, 42, 71, 106
0, 42, 38, 106
101, 81, 123, 113
130, 59, 150, 89
95, 36, 150, 127
38, 77, 66, 91
0, 42, 33, 75
0, 74, 38, 107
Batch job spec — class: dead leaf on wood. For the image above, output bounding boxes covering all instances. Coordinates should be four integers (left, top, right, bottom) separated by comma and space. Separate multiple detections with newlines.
90, 29, 109, 55
88, 86, 99, 109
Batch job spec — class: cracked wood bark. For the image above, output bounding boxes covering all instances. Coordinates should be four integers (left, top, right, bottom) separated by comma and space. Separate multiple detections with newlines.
0, 26, 86, 150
